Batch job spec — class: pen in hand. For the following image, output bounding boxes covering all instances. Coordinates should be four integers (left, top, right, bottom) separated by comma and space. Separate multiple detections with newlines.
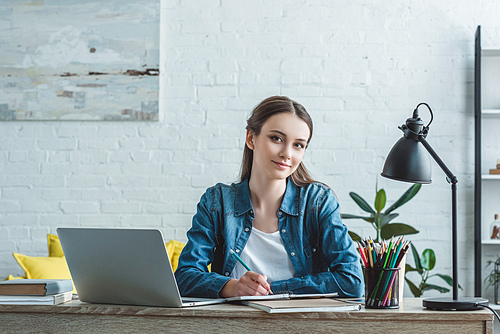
229, 249, 252, 271
229, 249, 272, 294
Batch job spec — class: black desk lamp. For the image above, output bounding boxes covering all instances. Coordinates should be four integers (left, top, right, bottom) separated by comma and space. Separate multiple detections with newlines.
381, 102, 488, 310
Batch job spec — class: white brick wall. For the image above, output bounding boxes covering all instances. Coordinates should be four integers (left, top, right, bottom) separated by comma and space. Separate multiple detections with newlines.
0, 0, 499, 300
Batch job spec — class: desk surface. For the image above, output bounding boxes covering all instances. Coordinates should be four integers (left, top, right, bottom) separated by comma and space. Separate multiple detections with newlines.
0, 298, 494, 334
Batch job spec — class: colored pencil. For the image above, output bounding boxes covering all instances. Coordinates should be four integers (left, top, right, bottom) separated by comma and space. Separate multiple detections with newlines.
358, 236, 410, 307
357, 241, 368, 267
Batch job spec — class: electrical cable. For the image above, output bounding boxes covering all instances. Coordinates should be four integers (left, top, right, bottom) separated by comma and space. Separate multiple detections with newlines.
475, 302, 500, 323
403, 102, 434, 138
415, 102, 434, 128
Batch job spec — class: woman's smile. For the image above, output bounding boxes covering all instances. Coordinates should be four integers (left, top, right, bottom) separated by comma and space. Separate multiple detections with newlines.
272, 160, 291, 169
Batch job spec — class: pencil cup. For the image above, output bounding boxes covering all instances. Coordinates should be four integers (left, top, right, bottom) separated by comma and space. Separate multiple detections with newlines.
363, 267, 400, 309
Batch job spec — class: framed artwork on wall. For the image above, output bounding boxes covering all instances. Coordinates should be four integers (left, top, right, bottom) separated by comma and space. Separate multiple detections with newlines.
0, 0, 159, 121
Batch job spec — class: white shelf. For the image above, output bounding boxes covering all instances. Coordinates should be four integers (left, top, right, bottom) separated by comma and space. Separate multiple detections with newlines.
482, 49, 500, 57
482, 174, 500, 180
482, 239, 500, 245
482, 109, 500, 115
476, 29, 500, 297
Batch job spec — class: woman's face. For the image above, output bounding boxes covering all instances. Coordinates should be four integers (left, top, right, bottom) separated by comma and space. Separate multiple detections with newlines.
246, 112, 311, 182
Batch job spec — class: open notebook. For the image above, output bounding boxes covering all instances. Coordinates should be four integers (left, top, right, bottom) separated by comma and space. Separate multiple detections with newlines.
226, 292, 338, 302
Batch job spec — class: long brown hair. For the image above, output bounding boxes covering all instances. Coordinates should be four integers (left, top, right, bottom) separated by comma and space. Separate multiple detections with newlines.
240, 96, 317, 187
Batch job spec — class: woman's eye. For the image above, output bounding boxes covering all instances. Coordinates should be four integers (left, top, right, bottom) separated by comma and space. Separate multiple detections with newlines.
271, 136, 282, 142
295, 143, 305, 149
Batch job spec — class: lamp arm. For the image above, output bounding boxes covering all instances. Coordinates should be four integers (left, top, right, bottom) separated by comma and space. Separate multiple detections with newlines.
418, 136, 458, 185
418, 134, 459, 300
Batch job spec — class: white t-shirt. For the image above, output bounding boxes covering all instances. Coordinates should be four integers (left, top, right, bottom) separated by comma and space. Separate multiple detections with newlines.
230, 227, 295, 282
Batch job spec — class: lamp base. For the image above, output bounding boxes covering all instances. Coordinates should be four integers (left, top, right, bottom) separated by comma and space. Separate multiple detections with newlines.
422, 297, 489, 311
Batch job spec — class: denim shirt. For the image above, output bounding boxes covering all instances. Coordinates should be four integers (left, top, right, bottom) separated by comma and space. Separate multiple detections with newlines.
174, 178, 364, 298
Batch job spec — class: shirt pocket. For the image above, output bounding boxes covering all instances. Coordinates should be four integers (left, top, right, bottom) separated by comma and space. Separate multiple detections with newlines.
303, 235, 322, 273
211, 237, 226, 274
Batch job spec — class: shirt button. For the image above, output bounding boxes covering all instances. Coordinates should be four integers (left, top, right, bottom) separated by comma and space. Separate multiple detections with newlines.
291, 252, 295, 256
312, 248, 317, 252
281, 229, 286, 233
225, 272, 229, 276
235, 249, 240, 253
250, 210, 254, 215
245, 228, 250, 232
278, 211, 282, 217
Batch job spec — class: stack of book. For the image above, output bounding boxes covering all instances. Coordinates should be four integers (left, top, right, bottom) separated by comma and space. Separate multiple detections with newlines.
0, 279, 73, 305
489, 160, 500, 175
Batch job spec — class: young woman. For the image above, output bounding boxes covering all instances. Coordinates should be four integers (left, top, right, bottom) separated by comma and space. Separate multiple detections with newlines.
175, 96, 363, 298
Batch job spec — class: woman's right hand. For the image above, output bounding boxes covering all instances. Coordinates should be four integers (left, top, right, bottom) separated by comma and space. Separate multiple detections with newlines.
220, 271, 272, 297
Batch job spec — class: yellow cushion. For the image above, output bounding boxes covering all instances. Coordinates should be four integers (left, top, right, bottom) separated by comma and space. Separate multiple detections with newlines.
12, 253, 76, 293
47, 234, 64, 257
165, 240, 185, 272
9, 236, 194, 289
165, 240, 211, 272
4, 274, 27, 281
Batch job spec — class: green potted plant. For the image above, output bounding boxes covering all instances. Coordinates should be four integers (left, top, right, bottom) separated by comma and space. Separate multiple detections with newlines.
485, 257, 500, 304
404, 243, 458, 297
342, 181, 461, 298
341, 183, 421, 243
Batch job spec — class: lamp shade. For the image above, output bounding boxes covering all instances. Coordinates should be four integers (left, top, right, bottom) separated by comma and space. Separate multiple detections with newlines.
381, 136, 432, 184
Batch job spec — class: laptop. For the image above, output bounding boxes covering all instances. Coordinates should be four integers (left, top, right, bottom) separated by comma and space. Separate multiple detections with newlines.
57, 227, 226, 307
